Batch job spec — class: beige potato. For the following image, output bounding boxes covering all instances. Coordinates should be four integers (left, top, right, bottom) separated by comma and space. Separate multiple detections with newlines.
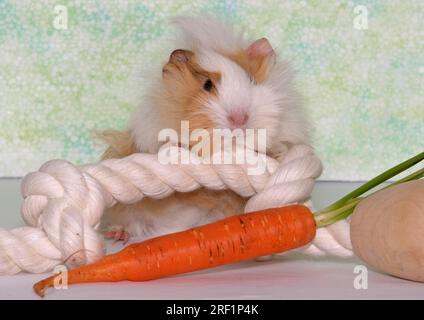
350, 179, 424, 282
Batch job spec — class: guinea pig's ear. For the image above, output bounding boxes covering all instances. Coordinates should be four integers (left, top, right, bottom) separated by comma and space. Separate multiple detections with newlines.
169, 49, 194, 64
245, 38, 276, 81
246, 38, 274, 59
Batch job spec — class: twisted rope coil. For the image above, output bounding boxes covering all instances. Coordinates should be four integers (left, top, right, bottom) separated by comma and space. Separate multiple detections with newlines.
0, 144, 353, 275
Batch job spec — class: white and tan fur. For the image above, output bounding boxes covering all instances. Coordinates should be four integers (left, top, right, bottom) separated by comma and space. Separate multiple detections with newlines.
99, 16, 309, 242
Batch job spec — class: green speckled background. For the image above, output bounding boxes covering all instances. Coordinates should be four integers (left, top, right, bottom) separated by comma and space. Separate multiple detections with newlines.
0, 0, 423, 180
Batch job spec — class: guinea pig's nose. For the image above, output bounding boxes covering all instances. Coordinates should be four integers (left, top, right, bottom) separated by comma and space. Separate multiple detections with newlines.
227, 110, 249, 128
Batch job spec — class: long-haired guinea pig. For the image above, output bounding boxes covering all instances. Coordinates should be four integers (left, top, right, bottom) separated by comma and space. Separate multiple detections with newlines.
98, 16, 310, 242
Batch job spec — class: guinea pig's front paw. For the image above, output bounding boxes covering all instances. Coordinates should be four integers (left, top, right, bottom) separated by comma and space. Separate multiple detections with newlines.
104, 225, 130, 244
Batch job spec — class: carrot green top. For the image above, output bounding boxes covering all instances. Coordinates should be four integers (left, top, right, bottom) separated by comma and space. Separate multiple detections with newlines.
314, 151, 424, 227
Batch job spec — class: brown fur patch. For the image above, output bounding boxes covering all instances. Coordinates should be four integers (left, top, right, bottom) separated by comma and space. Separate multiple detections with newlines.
173, 188, 247, 216
97, 130, 138, 160
162, 49, 221, 132
224, 50, 273, 83
97, 51, 223, 160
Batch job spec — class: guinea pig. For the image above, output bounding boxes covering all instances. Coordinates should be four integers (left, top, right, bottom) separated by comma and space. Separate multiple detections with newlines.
98, 16, 309, 243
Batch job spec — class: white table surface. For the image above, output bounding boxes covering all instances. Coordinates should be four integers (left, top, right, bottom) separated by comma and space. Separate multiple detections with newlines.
1, 179, 423, 300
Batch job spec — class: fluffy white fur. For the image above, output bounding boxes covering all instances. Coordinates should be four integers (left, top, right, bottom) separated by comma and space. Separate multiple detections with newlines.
103, 16, 310, 241
131, 15, 309, 155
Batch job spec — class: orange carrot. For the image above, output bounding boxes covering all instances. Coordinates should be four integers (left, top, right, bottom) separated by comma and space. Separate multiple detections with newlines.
34, 204, 315, 297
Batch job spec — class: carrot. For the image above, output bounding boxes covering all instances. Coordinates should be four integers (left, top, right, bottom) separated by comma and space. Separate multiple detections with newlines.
34, 204, 315, 297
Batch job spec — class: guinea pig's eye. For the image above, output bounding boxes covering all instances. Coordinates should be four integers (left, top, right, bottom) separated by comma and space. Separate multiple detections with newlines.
203, 79, 213, 92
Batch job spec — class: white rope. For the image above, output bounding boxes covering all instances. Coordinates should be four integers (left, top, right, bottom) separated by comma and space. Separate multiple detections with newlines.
0, 144, 353, 275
